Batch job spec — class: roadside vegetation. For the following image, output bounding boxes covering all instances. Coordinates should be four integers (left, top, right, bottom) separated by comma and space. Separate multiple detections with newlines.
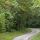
0, 28, 31, 40
0, 0, 40, 40
0, 32, 23, 40
0, 0, 40, 33
31, 33, 40, 40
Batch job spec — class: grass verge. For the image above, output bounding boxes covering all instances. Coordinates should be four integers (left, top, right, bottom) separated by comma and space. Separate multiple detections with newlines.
0, 31, 23, 40
31, 32, 40, 40
0, 28, 31, 40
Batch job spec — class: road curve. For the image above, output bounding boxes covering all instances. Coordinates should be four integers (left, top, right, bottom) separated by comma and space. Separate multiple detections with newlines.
13, 28, 40, 40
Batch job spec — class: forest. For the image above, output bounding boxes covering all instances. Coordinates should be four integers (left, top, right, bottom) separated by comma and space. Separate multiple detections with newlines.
0, 0, 40, 40
0, 0, 40, 32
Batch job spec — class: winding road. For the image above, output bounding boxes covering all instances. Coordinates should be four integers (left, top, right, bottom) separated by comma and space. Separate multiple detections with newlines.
13, 28, 40, 40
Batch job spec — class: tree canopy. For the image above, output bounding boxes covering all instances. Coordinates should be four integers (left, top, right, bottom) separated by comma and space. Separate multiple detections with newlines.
0, 0, 40, 32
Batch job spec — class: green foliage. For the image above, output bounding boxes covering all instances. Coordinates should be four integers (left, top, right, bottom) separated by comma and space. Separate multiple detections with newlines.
0, 13, 5, 32
17, 0, 33, 12
0, 32, 23, 40
0, 0, 40, 32
31, 33, 40, 40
